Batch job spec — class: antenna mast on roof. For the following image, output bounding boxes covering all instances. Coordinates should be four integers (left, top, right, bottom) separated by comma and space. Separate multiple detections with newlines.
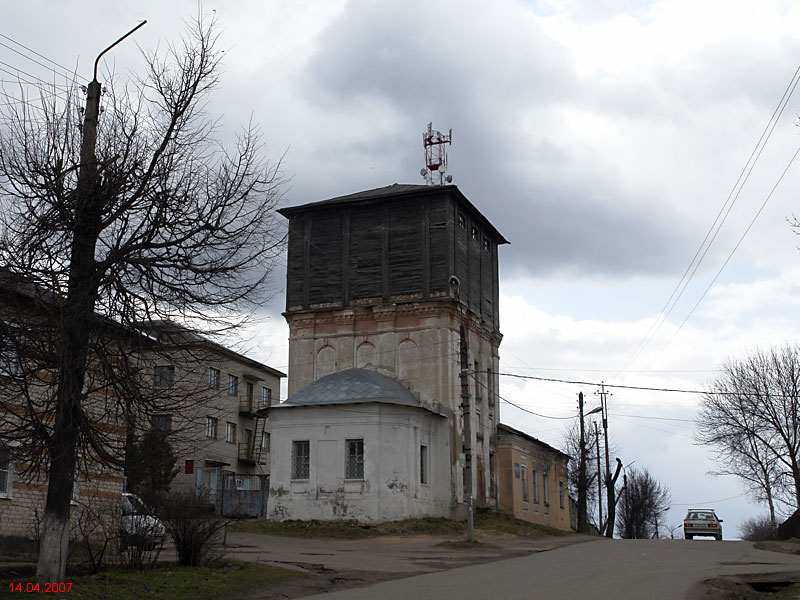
420, 122, 453, 186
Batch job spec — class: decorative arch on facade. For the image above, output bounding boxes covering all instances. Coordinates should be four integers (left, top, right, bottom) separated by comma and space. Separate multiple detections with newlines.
397, 338, 419, 385
316, 344, 335, 379
356, 341, 376, 370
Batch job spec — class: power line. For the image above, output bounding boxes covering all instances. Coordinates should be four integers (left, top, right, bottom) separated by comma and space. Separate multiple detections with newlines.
672, 493, 747, 506
641, 143, 800, 370
615, 62, 800, 375
498, 371, 712, 394
0, 32, 84, 83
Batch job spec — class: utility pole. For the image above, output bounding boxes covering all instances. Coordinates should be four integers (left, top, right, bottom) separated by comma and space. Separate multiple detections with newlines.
36, 21, 147, 583
577, 392, 587, 534
597, 382, 622, 539
594, 421, 602, 533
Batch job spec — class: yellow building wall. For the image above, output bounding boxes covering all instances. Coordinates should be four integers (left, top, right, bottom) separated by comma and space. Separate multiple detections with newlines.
496, 436, 571, 531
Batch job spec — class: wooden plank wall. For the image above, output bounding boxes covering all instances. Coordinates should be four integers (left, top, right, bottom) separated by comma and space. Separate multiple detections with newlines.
284, 191, 501, 331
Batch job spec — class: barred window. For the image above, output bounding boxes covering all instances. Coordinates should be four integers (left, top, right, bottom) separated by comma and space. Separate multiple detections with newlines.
206, 416, 218, 439
208, 367, 219, 389
154, 365, 174, 388
345, 439, 364, 479
292, 440, 310, 479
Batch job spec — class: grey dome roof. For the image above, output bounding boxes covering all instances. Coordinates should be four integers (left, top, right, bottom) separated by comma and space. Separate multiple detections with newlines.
275, 368, 423, 409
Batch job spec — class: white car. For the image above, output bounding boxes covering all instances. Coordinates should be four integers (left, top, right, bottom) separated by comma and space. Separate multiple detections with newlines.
683, 508, 723, 540
120, 492, 166, 550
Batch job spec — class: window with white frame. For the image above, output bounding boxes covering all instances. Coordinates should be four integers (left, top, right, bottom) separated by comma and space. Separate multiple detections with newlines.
420, 444, 428, 485
153, 365, 174, 388
0, 446, 11, 497
261, 386, 271, 408
345, 439, 364, 479
292, 440, 310, 479
227, 374, 238, 396
521, 465, 528, 502
206, 416, 218, 439
225, 422, 236, 444
208, 367, 219, 389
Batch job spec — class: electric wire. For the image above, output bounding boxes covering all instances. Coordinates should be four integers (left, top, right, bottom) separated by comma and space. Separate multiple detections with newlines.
614, 63, 800, 376
640, 143, 800, 370
0, 32, 83, 83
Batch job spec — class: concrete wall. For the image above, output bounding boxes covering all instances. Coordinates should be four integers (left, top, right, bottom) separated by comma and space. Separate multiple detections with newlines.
269, 403, 451, 522
497, 434, 571, 531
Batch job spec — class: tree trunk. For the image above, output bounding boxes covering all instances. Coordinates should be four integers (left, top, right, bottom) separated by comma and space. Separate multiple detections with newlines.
35, 167, 101, 580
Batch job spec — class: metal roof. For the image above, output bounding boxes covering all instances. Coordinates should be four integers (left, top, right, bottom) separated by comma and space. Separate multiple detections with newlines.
497, 423, 571, 461
278, 183, 509, 245
274, 368, 432, 411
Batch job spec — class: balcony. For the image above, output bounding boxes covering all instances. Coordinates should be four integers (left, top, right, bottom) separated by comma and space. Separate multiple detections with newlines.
238, 443, 268, 466
237, 443, 255, 465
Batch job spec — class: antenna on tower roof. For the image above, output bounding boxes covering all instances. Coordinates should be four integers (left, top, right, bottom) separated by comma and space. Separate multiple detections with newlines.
420, 122, 453, 186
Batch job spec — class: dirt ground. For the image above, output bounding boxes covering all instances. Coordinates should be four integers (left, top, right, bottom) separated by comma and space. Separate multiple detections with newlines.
687, 541, 800, 600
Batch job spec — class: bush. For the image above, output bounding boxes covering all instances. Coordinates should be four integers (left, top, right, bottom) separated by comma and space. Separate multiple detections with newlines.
740, 514, 776, 541
156, 491, 225, 566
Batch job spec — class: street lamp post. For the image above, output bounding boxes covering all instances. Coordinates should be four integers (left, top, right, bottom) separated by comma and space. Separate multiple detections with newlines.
577, 392, 602, 534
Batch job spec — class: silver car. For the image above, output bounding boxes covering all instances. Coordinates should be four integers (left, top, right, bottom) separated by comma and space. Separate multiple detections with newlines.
683, 509, 723, 540
120, 492, 166, 550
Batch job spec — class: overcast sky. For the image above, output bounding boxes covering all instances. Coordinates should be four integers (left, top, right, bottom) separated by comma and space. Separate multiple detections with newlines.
5, 0, 800, 537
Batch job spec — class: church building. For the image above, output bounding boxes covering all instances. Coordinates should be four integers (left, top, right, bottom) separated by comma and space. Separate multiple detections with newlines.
268, 183, 507, 521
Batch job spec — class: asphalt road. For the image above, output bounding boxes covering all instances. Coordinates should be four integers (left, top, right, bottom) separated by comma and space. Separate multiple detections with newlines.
299, 538, 800, 600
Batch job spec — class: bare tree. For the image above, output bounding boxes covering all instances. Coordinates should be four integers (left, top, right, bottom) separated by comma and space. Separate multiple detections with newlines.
0, 14, 283, 581
740, 514, 776, 541
616, 467, 671, 539
562, 419, 599, 531
706, 431, 784, 533
696, 345, 800, 518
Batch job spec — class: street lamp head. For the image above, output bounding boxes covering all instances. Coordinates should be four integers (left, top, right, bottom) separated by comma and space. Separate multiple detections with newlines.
586, 406, 602, 416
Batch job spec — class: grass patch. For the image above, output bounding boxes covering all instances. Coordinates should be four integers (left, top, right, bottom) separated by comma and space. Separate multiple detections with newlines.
0, 560, 305, 600
232, 511, 571, 540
